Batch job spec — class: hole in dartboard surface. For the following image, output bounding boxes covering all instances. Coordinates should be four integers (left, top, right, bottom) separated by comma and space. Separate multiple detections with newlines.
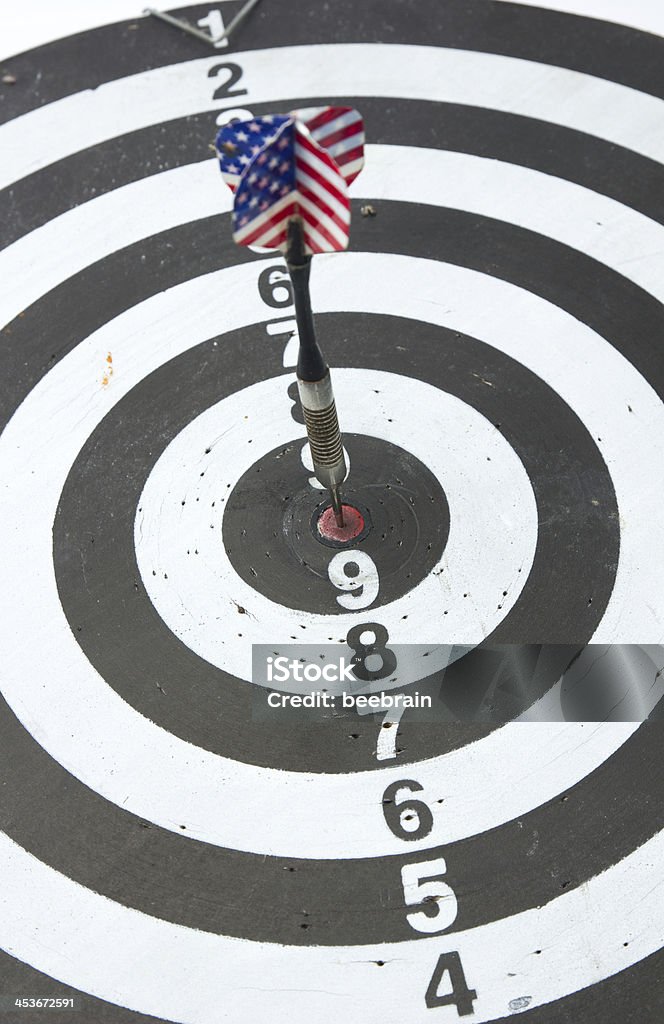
222, 433, 450, 614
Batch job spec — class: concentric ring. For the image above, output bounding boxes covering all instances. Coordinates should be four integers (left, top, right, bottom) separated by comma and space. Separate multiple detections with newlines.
134, 367, 537, 650
0, 251, 651, 856
52, 294, 616, 768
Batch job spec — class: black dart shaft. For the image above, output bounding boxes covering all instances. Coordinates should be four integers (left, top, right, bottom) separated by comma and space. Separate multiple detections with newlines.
286, 218, 347, 526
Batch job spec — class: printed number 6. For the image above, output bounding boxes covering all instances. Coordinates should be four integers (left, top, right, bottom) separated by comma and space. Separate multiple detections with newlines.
382, 779, 433, 840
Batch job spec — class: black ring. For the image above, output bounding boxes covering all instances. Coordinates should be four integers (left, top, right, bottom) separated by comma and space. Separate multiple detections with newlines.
53, 305, 618, 768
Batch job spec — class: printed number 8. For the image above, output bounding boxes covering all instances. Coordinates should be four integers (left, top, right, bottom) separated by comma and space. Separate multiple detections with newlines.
347, 622, 397, 681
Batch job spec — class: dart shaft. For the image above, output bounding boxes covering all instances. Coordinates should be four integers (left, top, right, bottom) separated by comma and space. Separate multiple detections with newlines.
286, 227, 326, 383
287, 219, 347, 523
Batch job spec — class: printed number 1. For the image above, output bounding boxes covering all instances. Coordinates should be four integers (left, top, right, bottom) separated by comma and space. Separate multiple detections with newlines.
198, 10, 228, 47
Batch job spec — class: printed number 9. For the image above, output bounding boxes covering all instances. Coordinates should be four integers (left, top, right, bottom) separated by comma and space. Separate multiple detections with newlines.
328, 551, 379, 609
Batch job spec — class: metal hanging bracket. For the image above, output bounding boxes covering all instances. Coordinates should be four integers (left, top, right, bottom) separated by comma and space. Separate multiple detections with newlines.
143, 0, 263, 49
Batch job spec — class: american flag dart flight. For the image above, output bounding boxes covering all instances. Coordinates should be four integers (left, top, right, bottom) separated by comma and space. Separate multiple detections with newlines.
1, 1, 664, 1022
215, 106, 364, 252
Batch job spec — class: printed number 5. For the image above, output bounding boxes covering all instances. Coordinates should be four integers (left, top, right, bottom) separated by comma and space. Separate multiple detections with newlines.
401, 857, 458, 933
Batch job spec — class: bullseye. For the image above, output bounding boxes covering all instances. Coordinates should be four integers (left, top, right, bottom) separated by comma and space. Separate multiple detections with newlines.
314, 502, 367, 545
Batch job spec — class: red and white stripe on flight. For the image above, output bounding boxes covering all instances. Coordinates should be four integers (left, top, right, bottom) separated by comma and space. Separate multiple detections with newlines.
233, 121, 351, 255
294, 106, 365, 185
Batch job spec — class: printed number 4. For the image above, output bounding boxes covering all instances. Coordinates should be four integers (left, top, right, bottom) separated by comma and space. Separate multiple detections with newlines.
426, 952, 477, 1016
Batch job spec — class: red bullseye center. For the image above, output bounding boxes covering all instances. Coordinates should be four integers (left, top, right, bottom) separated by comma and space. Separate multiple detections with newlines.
317, 504, 365, 544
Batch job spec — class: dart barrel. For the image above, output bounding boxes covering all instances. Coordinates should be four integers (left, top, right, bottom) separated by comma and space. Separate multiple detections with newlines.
296, 371, 347, 493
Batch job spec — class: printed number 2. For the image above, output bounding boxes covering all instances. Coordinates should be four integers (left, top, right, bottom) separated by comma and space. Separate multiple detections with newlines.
425, 952, 477, 1016
208, 62, 248, 100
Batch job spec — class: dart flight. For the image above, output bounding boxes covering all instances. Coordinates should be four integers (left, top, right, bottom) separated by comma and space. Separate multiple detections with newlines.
215, 106, 365, 254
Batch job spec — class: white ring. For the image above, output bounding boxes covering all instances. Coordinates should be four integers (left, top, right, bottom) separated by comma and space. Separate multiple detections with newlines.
0, 824, 662, 1023
4, 145, 664, 334
4, 43, 664, 190
135, 370, 537, 680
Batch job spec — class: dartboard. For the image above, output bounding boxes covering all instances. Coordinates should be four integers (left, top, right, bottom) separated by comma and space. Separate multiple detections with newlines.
2, 1, 664, 1021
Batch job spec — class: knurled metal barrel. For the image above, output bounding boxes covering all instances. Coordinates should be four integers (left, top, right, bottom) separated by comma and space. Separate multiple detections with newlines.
297, 372, 347, 491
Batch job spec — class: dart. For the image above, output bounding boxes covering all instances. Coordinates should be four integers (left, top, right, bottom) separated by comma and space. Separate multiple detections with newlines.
215, 106, 365, 526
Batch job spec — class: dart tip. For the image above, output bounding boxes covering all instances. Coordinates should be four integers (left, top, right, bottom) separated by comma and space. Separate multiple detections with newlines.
330, 487, 344, 527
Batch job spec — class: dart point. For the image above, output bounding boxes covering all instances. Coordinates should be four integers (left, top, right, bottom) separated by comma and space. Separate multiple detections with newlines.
316, 503, 366, 545
330, 485, 345, 527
